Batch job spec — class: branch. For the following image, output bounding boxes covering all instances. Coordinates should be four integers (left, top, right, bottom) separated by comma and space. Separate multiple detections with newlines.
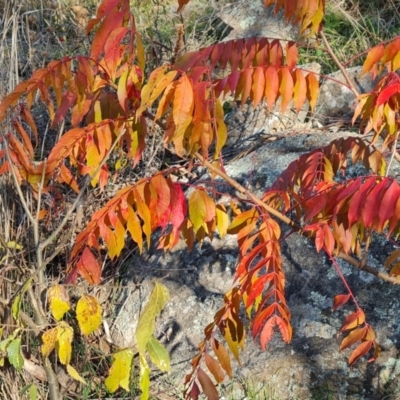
143, 109, 399, 285
319, 30, 360, 97
193, 151, 399, 285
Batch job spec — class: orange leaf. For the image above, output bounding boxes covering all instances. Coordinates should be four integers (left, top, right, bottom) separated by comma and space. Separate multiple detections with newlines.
264, 66, 279, 111
251, 67, 265, 107
204, 353, 225, 384
348, 340, 373, 366
172, 73, 193, 140
340, 310, 365, 332
188, 189, 215, 233
361, 44, 385, 78
276, 315, 292, 343
211, 338, 232, 379
332, 294, 351, 311
286, 41, 298, 69
260, 315, 276, 350
340, 326, 368, 351
293, 69, 307, 112
306, 72, 319, 111
278, 67, 293, 112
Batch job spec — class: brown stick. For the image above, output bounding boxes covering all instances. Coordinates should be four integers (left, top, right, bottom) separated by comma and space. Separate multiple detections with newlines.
319, 30, 360, 97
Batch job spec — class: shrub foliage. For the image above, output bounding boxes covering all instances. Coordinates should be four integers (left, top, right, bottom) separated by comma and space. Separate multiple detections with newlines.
0, 0, 400, 398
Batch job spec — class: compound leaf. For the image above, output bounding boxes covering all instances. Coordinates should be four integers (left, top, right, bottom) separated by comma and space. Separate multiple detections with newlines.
135, 282, 169, 354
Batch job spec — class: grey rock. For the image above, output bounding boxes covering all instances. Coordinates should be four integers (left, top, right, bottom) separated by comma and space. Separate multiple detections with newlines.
315, 66, 383, 124
218, 0, 299, 43
111, 129, 400, 399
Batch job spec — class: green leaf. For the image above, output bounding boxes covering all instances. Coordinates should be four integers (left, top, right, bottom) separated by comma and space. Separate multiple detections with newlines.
139, 354, 150, 400
29, 384, 38, 400
135, 282, 169, 354
7, 339, 24, 371
105, 349, 134, 393
20, 383, 38, 400
12, 294, 22, 321
12, 278, 33, 320
146, 336, 170, 372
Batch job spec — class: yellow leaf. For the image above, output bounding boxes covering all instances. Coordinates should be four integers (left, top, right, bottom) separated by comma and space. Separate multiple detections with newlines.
105, 349, 134, 393
146, 336, 170, 372
56, 322, 73, 365
48, 285, 70, 321
216, 205, 229, 238
5, 241, 23, 250
76, 295, 102, 335
139, 354, 150, 400
41, 327, 58, 358
135, 283, 169, 354
67, 364, 86, 384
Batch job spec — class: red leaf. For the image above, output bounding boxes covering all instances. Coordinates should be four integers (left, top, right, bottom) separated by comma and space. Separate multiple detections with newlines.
96, 0, 121, 19
90, 11, 125, 60
323, 224, 335, 255
315, 227, 324, 253
304, 193, 327, 221
252, 303, 275, 337
348, 340, 373, 366
188, 382, 200, 400
348, 177, 375, 226
332, 294, 351, 311
13, 120, 34, 158
245, 273, 274, 308
197, 368, 219, 400
362, 178, 388, 228
333, 178, 362, 218
76, 247, 101, 284
376, 83, 400, 106
53, 91, 77, 126
260, 315, 276, 350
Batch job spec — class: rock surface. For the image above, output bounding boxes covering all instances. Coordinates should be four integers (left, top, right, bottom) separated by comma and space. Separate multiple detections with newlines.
110, 125, 400, 399
217, 0, 299, 43
315, 66, 383, 125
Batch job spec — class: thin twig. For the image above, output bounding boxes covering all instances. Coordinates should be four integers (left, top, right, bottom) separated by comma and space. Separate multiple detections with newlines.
319, 30, 360, 97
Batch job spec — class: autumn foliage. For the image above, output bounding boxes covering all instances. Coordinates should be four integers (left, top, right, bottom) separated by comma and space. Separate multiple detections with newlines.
1, 0, 400, 398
